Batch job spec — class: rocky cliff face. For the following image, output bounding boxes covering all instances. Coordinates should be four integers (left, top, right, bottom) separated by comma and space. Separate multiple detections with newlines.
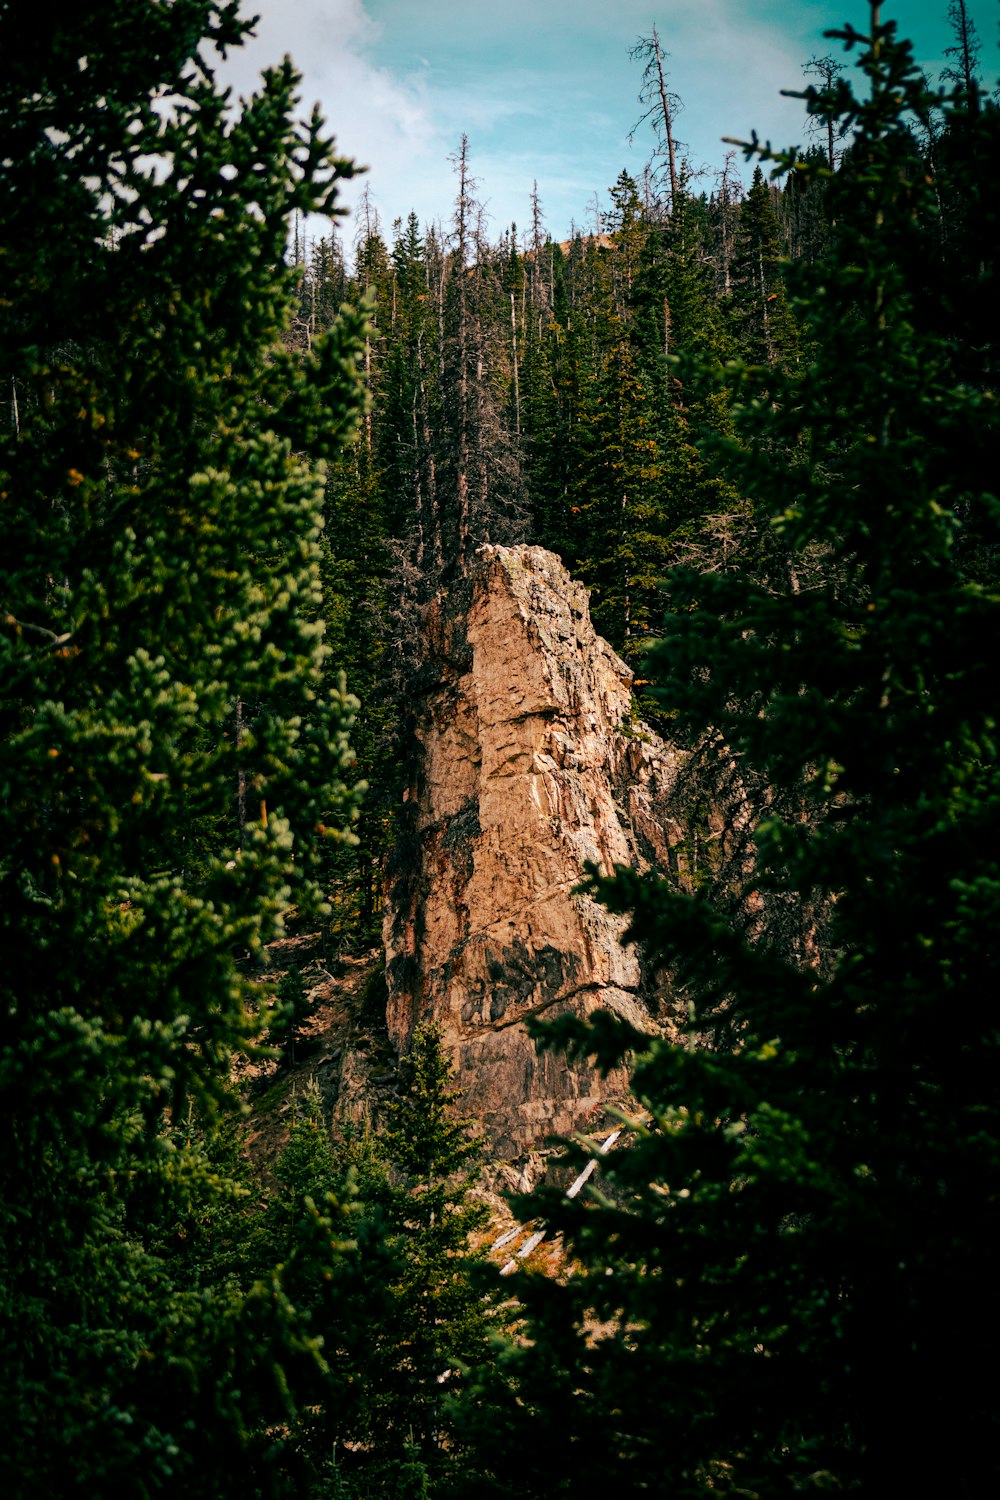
384, 545, 685, 1167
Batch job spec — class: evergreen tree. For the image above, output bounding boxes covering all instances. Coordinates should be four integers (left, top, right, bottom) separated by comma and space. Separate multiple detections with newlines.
780, 142, 834, 265
258, 1083, 395, 1497
377, 1024, 495, 1473
0, 3, 366, 1491
469, 11, 1000, 1495
263, 1035, 496, 1497
269, 964, 315, 1065
542, 179, 738, 663
728, 164, 798, 368
434, 137, 525, 573
522, 236, 588, 566
320, 419, 392, 943
941, 0, 982, 99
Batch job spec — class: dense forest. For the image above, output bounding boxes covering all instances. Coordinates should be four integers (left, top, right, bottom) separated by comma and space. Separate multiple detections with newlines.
2, 1, 998, 1495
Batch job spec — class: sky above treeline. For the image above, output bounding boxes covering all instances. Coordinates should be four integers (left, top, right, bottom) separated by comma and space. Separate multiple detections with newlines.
219, 1, 999, 250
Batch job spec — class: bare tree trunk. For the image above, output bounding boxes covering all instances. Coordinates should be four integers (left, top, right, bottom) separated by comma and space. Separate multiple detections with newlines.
510, 291, 520, 438
530, 179, 546, 311
651, 25, 679, 209
629, 26, 682, 211
416, 330, 442, 569
235, 697, 246, 850
621, 488, 631, 639
364, 330, 372, 452
803, 56, 845, 171
759, 247, 773, 365
452, 136, 472, 572
474, 317, 488, 545
412, 377, 425, 573
714, 151, 739, 295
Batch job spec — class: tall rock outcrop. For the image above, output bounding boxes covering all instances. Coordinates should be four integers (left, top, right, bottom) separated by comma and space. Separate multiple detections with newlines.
384, 545, 684, 1165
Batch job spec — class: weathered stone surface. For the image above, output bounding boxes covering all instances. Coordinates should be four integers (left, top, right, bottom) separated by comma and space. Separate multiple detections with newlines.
384, 545, 685, 1163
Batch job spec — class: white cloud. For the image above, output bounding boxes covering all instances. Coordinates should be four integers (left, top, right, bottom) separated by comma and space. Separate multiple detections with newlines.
213, 1, 976, 248
215, 0, 449, 240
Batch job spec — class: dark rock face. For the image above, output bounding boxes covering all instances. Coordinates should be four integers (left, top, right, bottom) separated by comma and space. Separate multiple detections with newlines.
384, 545, 685, 1167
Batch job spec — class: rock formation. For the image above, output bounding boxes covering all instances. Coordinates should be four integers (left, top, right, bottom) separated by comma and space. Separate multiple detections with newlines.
384, 545, 686, 1167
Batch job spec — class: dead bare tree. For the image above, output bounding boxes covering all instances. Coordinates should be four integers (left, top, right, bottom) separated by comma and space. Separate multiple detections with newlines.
449, 135, 474, 571
629, 24, 682, 210
802, 54, 846, 170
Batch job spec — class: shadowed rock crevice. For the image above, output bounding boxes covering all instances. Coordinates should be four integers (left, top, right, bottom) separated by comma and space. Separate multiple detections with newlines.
384, 544, 686, 1168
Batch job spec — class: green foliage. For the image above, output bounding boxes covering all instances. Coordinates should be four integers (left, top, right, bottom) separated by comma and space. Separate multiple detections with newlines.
375, 1024, 494, 1478
0, 2, 366, 1491
467, 12, 1000, 1495
726, 164, 799, 368
269, 964, 316, 1064
524, 186, 739, 665
256, 1034, 496, 1497
10, 3, 996, 1492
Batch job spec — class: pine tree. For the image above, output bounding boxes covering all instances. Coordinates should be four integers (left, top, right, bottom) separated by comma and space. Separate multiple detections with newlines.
548, 179, 737, 663
263, 1035, 496, 1496
471, 11, 1000, 1495
728, 164, 798, 368
256, 1083, 394, 1497
269, 964, 315, 1065
320, 410, 392, 943
941, 0, 982, 100
433, 138, 525, 573
0, 3, 366, 1491
377, 1023, 494, 1470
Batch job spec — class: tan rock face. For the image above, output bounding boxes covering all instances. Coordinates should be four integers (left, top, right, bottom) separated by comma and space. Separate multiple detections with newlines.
384, 545, 684, 1162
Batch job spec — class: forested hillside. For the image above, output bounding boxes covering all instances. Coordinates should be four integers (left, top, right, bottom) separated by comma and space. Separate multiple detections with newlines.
306, 130, 815, 928
2, 1, 998, 1496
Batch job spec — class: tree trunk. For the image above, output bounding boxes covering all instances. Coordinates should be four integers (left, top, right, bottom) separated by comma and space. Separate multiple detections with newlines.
652, 25, 679, 209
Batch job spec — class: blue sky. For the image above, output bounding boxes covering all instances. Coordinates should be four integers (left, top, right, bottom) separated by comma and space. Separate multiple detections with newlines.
219, 1, 999, 249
